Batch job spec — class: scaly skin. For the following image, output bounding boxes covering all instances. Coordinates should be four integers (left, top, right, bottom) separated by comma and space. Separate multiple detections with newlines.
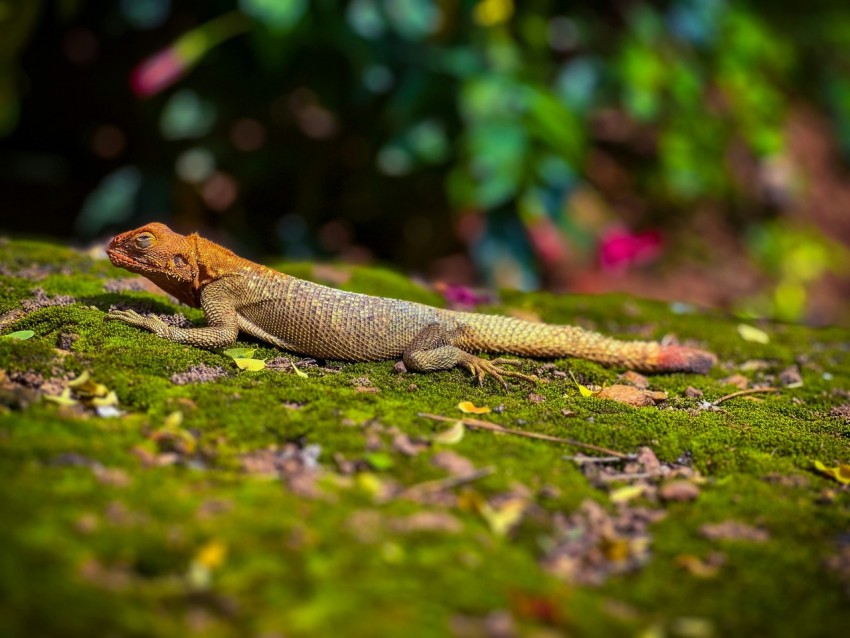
105, 223, 716, 387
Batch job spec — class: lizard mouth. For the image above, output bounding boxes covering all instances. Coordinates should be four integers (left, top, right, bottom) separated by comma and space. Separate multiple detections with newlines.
106, 234, 146, 273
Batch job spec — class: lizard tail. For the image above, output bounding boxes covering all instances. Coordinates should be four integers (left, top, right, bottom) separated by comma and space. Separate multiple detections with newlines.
456, 313, 715, 374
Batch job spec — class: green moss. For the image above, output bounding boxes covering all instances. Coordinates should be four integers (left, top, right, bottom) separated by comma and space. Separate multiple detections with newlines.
1, 237, 849, 637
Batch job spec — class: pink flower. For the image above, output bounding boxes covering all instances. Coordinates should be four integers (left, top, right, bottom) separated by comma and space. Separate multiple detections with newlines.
131, 47, 189, 97
129, 11, 251, 98
525, 217, 568, 266
599, 227, 663, 271
434, 283, 492, 309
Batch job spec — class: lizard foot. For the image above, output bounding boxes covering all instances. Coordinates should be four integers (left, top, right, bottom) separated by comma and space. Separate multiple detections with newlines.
458, 354, 538, 390
106, 309, 169, 337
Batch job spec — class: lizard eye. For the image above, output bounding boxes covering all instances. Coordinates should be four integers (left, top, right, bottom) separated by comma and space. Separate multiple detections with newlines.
134, 232, 155, 250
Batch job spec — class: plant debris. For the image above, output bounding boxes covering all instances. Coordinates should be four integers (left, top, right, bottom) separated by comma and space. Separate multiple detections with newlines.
170, 364, 229, 385
543, 499, 664, 585
700, 521, 770, 543
813, 460, 850, 485
597, 384, 668, 407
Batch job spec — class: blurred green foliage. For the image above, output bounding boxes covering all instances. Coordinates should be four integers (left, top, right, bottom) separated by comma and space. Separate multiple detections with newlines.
1, 0, 849, 321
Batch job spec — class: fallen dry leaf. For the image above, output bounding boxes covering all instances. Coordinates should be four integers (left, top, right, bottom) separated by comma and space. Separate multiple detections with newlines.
392, 432, 428, 456
431, 451, 475, 476
814, 460, 850, 485
675, 552, 725, 578
570, 371, 599, 397
433, 421, 465, 444
619, 370, 650, 389
457, 401, 490, 414
659, 480, 701, 502
737, 323, 770, 344
389, 511, 462, 534
597, 385, 667, 407
543, 499, 664, 585
234, 358, 266, 371
636, 446, 662, 474
720, 374, 749, 390
779, 365, 803, 387
609, 484, 646, 504
700, 520, 770, 542
195, 540, 227, 569
476, 497, 526, 537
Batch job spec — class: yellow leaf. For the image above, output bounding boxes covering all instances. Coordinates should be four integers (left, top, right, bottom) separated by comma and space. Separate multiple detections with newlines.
355, 472, 385, 497
69, 371, 109, 398
601, 537, 632, 562
458, 401, 490, 414
44, 387, 79, 407
234, 358, 266, 371
290, 361, 308, 378
90, 390, 119, 407
473, 0, 513, 27
814, 460, 850, 485
67, 371, 91, 388
163, 410, 183, 428
610, 484, 646, 504
737, 324, 770, 344
224, 347, 255, 359
195, 540, 227, 569
569, 371, 598, 397
675, 554, 721, 578
434, 421, 465, 444
478, 498, 525, 536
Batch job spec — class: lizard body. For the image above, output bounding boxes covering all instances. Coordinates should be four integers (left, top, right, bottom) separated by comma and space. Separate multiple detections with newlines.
106, 223, 716, 386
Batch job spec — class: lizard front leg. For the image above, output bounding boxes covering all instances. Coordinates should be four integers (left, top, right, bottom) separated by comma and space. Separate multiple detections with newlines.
403, 323, 537, 390
106, 279, 239, 349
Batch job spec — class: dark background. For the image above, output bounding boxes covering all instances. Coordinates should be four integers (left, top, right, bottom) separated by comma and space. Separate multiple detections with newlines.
1, 0, 849, 323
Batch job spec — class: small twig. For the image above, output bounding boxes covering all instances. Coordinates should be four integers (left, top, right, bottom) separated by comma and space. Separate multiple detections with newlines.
382, 466, 495, 503
418, 412, 630, 459
563, 455, 631, 464
714, 387, 781, 405
597, 472, 655, 482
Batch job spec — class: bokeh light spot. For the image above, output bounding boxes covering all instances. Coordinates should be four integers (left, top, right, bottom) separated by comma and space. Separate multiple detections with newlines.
160, 90, 217, 140
76, 166, 142, 236
176, 147, 215, 183
363, 65, 393, 93
377, 146, 412, 176
346, 0, 386, 39
288, 88, 337, 139
230, 118, 266, 152
319, 220, 352, 253
92, 125, 126, 159
404, 215, 433, 246
202, 172, 238, 211
120, 0, 171, 30
63, 28, 99, 66
547, 16, 578, 51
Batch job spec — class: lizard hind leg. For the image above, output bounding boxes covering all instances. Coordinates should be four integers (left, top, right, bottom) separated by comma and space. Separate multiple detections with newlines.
402, 323, 537, 390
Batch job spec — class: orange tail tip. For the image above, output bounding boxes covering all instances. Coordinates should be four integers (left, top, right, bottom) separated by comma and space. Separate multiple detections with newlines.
654, 346, 716, 374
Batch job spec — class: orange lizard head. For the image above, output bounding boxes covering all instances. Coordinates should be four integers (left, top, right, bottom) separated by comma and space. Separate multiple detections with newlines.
107, 222, 200, 306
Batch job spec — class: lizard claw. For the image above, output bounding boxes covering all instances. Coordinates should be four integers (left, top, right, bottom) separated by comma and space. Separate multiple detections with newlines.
105, 309, 144, 322
106, 309, 170, 337
459, 354, 538, 391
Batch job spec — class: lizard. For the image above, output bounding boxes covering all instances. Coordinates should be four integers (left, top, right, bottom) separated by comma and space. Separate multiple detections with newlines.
105, 223, 716, 387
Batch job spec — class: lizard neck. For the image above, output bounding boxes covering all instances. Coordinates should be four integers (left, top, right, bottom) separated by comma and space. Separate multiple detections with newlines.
188, 234, 277, 306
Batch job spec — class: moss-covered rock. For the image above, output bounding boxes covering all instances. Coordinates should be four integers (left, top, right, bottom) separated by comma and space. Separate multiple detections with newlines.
0, 237, 848, 637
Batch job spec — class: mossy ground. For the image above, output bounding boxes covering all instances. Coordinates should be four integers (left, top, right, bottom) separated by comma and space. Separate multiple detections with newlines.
1, 237, 849, 638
